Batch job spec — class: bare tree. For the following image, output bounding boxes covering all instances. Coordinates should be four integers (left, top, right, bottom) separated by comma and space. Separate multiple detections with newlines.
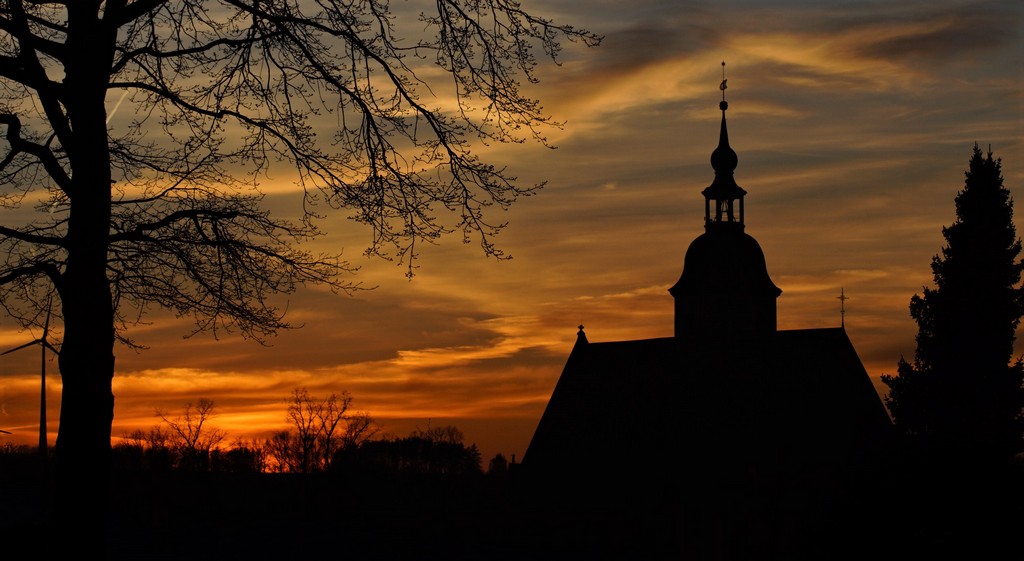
114, 426, 173, 470
264, 430, 296, 473
412, 423, 466, 445
341, 410, 379, 451
157, 398, 226, 470
119, 426, 171, 450
280, 387, 375, 472
0, 1, 597, 538
216, 437, 270, 473
285, 387, 342, 472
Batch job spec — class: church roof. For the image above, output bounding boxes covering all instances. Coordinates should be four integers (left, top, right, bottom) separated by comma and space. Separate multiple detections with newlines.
523, 327, 892, 479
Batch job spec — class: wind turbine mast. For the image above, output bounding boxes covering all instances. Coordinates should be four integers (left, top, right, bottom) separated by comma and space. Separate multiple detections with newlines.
38, 305, 51, 453
1, 298, 59, 457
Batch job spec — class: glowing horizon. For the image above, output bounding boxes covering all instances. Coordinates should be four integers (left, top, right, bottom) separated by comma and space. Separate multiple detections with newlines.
1, 0, 1021, 465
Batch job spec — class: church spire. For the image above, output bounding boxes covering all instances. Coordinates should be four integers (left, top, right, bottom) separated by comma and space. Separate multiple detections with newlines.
702, 62, 746, 231
670, 63, 780, 341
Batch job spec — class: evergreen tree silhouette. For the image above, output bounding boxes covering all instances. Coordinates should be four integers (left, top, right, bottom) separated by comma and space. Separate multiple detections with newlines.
883, 144, 1024, 462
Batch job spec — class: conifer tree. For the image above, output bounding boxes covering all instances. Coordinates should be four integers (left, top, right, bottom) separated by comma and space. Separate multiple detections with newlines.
883, 144, 1024, 461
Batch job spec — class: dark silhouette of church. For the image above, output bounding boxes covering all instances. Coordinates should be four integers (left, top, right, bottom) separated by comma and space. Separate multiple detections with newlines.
520, 80, 893, 558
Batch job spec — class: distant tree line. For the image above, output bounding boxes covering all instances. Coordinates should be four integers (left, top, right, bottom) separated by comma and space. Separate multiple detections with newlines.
345, 424, 483, 477
98, 388, 495, 477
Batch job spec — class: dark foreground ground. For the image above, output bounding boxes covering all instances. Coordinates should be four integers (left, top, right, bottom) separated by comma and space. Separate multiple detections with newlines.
3, 460, 1022, 560
4, 467, 626, 561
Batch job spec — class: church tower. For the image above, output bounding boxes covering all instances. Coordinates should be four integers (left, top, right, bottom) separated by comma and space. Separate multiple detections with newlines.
523, 66, 893, 556
669, 67, 781, 340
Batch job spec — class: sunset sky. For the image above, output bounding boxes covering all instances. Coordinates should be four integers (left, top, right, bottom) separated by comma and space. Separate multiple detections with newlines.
1, 0, 1022, 465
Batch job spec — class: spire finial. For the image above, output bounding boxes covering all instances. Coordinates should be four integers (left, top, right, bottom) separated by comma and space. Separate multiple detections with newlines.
719, 61, 728, 110
711, 61, 736, 172
837, 288, 848, 328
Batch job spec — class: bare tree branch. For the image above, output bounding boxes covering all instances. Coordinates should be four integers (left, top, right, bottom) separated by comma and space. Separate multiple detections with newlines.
0, 1, 598, 494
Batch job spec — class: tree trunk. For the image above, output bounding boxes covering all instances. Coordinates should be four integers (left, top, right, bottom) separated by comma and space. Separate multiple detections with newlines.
53, 263, 115, 554
51, 5, 117, 554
